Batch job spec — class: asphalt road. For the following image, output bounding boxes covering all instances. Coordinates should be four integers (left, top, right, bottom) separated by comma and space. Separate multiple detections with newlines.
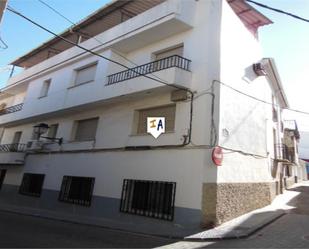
2, 183, 309, 248
0, 211, 175, 248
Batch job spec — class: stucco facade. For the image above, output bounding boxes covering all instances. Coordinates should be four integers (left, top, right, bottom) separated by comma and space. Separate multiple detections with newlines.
0, 0, 296, 236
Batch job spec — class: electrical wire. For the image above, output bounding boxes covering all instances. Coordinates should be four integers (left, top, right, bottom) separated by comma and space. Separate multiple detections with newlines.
6, 6, 190, 94
0, 36, 8, 49
37, 0, 75, 26
213, 80, 309, 116
36, 0, 168, 83
4, 4, 302, 159
6, 4, 195, 146
246, 0, 309, 23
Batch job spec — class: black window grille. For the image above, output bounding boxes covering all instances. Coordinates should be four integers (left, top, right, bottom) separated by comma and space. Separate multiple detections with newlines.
19, 173, 45, 197
120, 179, 176, 221
58, 176, 95, 206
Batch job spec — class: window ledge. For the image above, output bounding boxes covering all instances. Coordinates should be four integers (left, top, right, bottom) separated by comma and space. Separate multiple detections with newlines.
67, 80, 94, 89
129, 131, 175, 137
66, 140, 95, 144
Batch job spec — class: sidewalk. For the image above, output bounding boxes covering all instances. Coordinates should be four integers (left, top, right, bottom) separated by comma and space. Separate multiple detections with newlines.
185, 181, 304, 240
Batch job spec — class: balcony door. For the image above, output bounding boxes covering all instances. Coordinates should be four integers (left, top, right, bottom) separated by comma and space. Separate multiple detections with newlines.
11, 131, 22, 151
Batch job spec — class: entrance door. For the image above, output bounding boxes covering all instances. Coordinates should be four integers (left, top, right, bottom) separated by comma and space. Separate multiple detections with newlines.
0, 169, 6, 190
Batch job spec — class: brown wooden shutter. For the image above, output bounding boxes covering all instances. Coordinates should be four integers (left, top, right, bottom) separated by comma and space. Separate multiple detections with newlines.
155, 46, 183, 60
75, 117, 99, 141
137, 105, 176, 134
75, 63, 97, 86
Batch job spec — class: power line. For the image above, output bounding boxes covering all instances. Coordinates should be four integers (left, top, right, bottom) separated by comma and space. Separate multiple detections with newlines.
36, 0, 166, 82
246, 0, 309, 23
37, 0, 75, 26
0, 36, 8, 50
6, 5, 190, 93
5, 5, 195, 146
213, 80, 309, 116
6, 5, 309, 118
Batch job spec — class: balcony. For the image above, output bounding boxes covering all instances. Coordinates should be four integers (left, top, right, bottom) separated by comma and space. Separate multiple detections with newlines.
0, 103, 23, 116
274, 143, 296, 164
0, 143, 26, 166
107, 55, 191, 85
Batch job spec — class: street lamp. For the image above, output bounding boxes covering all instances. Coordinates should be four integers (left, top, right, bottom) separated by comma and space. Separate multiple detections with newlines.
33, 123, 63, 145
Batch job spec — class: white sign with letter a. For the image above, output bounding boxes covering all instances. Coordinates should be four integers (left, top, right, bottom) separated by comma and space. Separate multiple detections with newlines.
147, 117, 165, 138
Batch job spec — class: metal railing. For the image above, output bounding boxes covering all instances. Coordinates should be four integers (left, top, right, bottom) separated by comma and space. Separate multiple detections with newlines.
0, 103, 23, 116
275, 143, 295, 163
120, 179, 176, 221
0, 143, 27, 152
107, 55, 191, 85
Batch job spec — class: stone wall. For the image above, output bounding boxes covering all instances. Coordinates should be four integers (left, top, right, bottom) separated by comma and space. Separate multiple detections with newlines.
202, 182, 277, 227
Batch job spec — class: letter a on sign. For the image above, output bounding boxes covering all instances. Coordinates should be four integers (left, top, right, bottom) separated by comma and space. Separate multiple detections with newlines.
147, 117, 165, 138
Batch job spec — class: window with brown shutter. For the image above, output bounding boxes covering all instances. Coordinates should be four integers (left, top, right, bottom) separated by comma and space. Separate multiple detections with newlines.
136, 104, 176, 134
74, 117, 99, 141
155, 45, 184, 60
74, 63, 97, 86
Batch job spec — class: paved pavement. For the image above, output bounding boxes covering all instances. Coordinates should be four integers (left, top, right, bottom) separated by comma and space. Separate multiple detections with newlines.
159, 181, 309, 248
0, 210, 175, 248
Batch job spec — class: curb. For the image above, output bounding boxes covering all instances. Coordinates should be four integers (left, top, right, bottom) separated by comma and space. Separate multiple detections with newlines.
185, 211, 286, 241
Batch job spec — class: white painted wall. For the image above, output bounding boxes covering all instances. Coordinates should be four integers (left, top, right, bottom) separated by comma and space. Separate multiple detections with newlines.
217, 0, 276, 183
0, 0, 289, 212
8, 149, 205, 209
299, 131, 309, 160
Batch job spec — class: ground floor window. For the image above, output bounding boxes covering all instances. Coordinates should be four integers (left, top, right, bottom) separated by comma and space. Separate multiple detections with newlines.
0, 169, 6, 190
58, 176, 95, 206
120, 179, 176, 221
19, 173, 45, 197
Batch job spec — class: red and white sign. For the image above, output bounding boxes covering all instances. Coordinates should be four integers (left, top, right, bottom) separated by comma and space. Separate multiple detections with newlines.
212, 146, 223, 166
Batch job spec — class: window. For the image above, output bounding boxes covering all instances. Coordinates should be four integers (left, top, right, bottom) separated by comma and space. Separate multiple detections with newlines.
47, 124, 58, 139
155, 45, 183, 60
74, 117, 99, 141
39, 79, 51, 98
136, 105, 176, 135
19, 173, 45, 197
0, 169, 6, 190
58, 176, 95, 206
74, 63, 97, 86
120, 179, 176, 221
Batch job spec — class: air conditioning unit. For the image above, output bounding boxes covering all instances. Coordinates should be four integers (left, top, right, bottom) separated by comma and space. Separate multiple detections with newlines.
26, 141, 44, 151
253, 63, 267, 76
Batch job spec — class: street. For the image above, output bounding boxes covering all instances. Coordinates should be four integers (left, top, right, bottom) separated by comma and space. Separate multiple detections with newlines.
0, 211, 174, 248
1, 182, 309, 248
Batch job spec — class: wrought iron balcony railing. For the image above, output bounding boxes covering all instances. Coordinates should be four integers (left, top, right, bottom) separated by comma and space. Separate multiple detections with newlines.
0, 143, 27, 152
107, 55, 191, 85
0, 103, 23, 116
274, 143, 295, 163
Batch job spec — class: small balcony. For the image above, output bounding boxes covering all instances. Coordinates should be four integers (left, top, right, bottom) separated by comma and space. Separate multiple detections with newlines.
107, 55, 191, 85
274, 143, 296, 164
0, 143, 26, 166
0, 103, 23, 116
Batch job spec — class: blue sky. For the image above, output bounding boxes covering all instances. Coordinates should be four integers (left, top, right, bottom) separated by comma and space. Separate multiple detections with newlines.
1, 0, 309, 129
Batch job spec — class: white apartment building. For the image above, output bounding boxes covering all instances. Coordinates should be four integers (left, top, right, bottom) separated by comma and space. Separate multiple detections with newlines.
0, 0, 299, 236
